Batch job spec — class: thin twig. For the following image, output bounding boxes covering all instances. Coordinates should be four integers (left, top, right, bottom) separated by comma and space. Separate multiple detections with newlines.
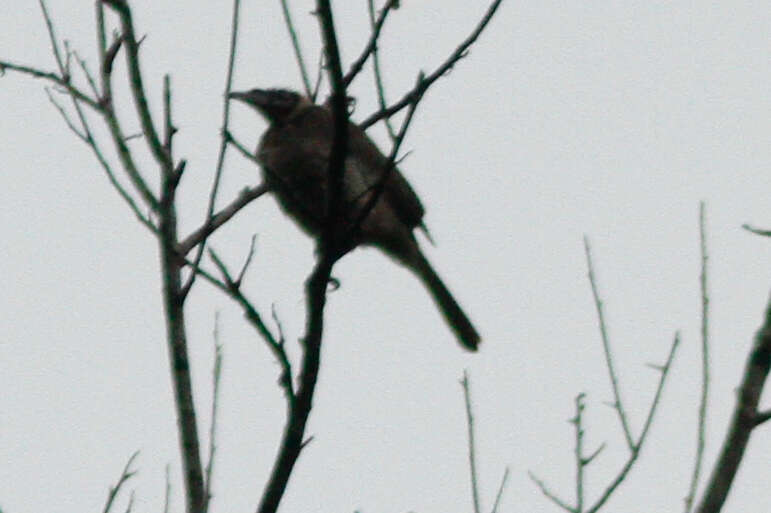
528, 471, 575, 513
461, 371, 482, 513
367, 0, 397, 141
490, 467, 510, 513
163, 465, 171, 513
203, 314, 224, 513
685, 202, 710, 513
360, 0, 503, 129
342, 0, 395, 87
573, 393, 586, 513
183, 0, 243, 297
584, 236, 635, 450
95, 2, 160, 212
177, 184, 269, 256
348, 71, 424, 237
207, 249, 293, 401
742, 224, 771, 237
44, 87, 87, 140
102, 452, 140, 513
0, 60, 100, 108
103, 0, 173, 172
587, 333, 680, 513
279, 0, 313, 96
236, 234, 258, 286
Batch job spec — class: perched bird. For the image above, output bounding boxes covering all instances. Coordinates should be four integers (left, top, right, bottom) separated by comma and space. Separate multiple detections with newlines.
229, 88, 480, 351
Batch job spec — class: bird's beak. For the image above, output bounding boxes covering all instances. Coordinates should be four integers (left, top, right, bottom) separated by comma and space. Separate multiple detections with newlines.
228, 89, 269, 106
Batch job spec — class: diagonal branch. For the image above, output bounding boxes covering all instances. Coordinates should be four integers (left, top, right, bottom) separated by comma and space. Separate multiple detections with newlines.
178, 184, 269, 256
584, 236, 635, 450
695, 293, 771, 513
587, 333, 680, 513
342, 0, 396, 87
360, 0, 503, 130
182, 0, 243, 297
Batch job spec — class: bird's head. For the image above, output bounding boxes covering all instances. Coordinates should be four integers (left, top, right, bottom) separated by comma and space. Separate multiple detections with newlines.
228, 88, 309, 124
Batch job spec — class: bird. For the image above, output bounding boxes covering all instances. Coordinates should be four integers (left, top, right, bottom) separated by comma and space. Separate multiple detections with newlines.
229, 88, 480, 351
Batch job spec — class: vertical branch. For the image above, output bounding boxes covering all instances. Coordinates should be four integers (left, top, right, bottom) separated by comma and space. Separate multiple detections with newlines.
685, 202, 710, 512
279, 0, 313, 97
99, 3, 205, 512
256, 258, 335, 513
573, 393, 586, 513
367, 0, 397, 141
203, 314, 224, 513
316, 0, 348, 258
461, 371, 482, 513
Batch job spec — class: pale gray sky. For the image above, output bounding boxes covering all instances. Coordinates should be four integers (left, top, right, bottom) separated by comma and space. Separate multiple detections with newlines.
2, 1, 771, 512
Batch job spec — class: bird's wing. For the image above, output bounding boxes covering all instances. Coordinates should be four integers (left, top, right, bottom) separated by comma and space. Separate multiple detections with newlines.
348, 122, 425, 229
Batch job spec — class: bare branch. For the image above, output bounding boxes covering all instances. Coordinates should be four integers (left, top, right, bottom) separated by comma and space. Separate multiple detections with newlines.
95, 3, 159, 212
587, 333, 680, 513
236, 234, 258, 286
348, 71, 424, 239
742, 223, 771, 237
490, 467, 510, 513
685, 202, 710, 513
696, 293, 771, 513
461, 371, 482, 513
279, 0, 313, 97
316, 0, 350, 259
44, 87, 88, 141
203, 314, 224, 513
163, 465, 171, 513
367, 0, 397, 141
256, 255, 335, 513
102, 451, 140, 513
102, 0, 173, 173
584, 236, 635, 450
360, 0, 503, 129
183, 0, 243, 296
573, 393, 586, 512
207, 249, 293, 400
178, 184, 269, 256
342, 0, 396, 87
528, 471, 575, 513
0, 60, 100, 109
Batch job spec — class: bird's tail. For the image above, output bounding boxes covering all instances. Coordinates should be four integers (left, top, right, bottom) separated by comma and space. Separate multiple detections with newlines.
412, 251, 481, 351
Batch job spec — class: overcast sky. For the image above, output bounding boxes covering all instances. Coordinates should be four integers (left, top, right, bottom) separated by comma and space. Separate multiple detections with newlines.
2, 1, 771, 512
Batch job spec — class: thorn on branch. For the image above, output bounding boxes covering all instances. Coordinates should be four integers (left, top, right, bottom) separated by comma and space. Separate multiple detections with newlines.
172, 159, 187, 187
754, 410, 771, 426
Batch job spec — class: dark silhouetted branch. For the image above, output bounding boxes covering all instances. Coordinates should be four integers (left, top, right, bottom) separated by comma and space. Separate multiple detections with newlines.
360, 0, 503, 129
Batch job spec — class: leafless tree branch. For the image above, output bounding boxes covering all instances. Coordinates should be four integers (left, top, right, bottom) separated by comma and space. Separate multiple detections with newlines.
685, 202, 710, 513
584, 236, 635, 450
279, 0, 313, 97
461, 371, 482, 513
696, 294, 771, 513
360, 0, 503, 130
342, 0, 397, 87
102, 452, 140, 513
